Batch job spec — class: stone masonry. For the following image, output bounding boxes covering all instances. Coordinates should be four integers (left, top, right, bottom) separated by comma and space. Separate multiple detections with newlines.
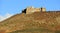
22, 6, 46, 14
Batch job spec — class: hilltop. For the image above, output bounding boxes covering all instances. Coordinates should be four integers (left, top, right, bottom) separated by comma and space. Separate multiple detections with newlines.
0, 11, 60, 33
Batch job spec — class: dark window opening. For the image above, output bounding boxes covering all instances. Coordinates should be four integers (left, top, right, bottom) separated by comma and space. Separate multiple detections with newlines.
41, 8, 42, 12
22, 8, 27, 13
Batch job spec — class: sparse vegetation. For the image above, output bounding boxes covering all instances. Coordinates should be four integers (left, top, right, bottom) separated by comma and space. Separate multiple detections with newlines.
0, 12, 60, 33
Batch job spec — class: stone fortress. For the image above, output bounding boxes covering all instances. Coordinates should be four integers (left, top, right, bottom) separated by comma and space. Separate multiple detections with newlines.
22, 6, 46, 14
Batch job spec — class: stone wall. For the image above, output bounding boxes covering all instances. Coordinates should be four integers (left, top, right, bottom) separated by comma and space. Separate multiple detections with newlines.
22, 6, 46, 14
26, 6, 46, 14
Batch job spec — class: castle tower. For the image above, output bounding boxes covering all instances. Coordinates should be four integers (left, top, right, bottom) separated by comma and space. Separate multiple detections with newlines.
26, 6, 34, 14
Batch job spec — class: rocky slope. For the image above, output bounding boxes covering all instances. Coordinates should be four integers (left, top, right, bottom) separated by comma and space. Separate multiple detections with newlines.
0, 11, 60, 33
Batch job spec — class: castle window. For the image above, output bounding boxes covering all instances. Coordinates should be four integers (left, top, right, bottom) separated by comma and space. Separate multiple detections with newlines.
22, 8, 26, 13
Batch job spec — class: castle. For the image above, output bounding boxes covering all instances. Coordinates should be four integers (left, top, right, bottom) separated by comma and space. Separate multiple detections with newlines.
22, 6, 46, 14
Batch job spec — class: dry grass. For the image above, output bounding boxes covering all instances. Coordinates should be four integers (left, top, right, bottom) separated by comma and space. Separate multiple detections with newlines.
0, 11, 60, 33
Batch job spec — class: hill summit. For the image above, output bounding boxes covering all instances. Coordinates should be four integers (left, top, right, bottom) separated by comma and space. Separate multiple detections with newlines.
0, 7, 60, 33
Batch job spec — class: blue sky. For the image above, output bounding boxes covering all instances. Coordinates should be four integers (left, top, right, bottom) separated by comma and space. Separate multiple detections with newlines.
0, 0, 60, 15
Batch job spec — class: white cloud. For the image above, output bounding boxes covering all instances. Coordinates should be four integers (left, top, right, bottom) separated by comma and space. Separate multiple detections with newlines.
0, 13, 13, 22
